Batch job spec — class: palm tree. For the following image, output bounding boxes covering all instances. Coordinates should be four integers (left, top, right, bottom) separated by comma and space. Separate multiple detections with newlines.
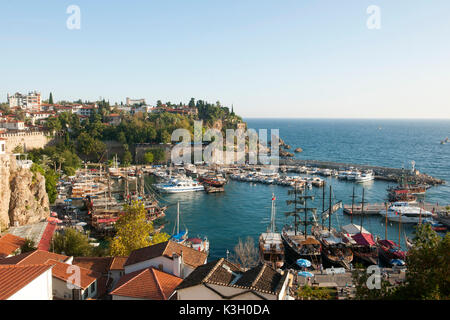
41, 155, 51, 171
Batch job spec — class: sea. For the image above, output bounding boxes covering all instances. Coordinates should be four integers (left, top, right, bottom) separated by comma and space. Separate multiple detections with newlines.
154, 119, 450, 260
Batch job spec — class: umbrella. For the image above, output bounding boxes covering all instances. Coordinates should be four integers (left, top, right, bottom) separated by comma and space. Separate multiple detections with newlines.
298, 271, 314, 278
390, 259, 405, 266
296, 259, 312, 268
76, 222, 87, 227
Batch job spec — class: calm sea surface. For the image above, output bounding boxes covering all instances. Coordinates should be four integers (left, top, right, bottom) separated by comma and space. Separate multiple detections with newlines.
155, 119, 450, 260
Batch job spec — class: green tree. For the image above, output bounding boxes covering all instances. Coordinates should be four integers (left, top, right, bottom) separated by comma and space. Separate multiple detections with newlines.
297, 285, 336, 300
51, 228, 93, 257
110, 201, 170, 256
392, 224, 450, 299
20, 238, 37, 253
353, 224, 450, 300
12, 145, 24, 154
49, 92, 54, 104
144, 152, 154, 164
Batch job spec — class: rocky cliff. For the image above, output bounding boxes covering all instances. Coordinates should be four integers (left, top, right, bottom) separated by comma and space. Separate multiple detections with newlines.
0, 154, 49, 230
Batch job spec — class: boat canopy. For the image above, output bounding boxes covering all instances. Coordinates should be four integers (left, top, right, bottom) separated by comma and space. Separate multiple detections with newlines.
171, 230, 187, 241
352, 233, 375, 246
322, 236, 342, 245
378, 239, 399, 248
341, 223, 370, 235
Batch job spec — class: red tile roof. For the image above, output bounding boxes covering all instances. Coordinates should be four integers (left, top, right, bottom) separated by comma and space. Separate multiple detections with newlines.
37, 222, 57, 252
46, 259, 101, 290
73, 257, 112, 274
110, 257, 127, 270
0, 249, 69, 265
0, 234, 26, 258
111, 267, 182, 300
124, 241, 207, 269
0, 264, 53, 300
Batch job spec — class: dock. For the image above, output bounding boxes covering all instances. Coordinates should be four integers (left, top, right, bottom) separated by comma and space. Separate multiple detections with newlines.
343, 202, 449, 216
280, 159, 445, 185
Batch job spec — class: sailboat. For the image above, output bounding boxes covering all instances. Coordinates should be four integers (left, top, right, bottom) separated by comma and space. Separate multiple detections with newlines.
171, 201, 188, 244
281, 183, 322, 268
343, 187, 378, 266
259, 194, 285, 269
311, 185, 352, 269
377, 202, 406, 267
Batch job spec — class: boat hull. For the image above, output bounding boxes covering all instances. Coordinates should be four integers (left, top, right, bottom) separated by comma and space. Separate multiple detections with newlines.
281, 234, 322, 269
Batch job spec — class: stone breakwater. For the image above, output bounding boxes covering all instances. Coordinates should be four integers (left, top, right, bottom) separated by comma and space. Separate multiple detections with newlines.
280, 158, 445, 185
0, 154, 50, 230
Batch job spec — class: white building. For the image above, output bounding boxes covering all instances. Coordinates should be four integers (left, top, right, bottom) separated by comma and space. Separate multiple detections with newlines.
0, 264, 54, 300
0, 120, 25, 131
126, 97, 146, 106
7, 91, 41, 110
123, 240, 208, 279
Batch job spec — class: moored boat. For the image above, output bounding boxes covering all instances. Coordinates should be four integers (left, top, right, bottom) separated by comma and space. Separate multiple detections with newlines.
259, 194, 285, 269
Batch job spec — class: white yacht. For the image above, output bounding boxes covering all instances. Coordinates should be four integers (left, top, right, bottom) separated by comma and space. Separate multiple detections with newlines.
155, 177, 204, 193
355, 170, 374, 183
378, 202, 433, 224
346, 170, 361, 181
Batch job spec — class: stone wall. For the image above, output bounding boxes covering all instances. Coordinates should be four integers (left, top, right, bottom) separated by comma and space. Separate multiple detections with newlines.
0, 131, 58, 153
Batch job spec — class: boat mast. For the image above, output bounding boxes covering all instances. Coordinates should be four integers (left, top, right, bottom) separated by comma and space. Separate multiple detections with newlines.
177, 201, 180, 235
328, 185, 332, 231
360, 188, 365, 233
322, 184, 325, 228
350, 185, 355, 224
385, 202, 388, 240
399, 208, 402, 248
270, 193, 276, 233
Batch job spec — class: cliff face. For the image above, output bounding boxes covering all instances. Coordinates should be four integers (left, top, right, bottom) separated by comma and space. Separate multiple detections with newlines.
0, 154, 49, 230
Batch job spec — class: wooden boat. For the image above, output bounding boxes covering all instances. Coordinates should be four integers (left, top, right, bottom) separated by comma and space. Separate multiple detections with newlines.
198, 174, 227, 187
377, 239, 406, 266
312, 226, 353, 269
345, 232, 378, 266
282, 185, 322, 268
259, 195, 285, 269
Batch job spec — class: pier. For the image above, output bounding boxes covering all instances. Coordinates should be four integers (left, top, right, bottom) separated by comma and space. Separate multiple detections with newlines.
343, 203, 449, 216
280, 158, 445, 185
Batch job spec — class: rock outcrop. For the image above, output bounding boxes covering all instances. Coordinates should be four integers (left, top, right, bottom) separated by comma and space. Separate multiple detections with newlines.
0, 154, 49, 230
295, 147, 303, 153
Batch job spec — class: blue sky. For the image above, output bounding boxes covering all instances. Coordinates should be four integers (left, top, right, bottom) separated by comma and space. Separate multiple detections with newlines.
1, 0, 449, 118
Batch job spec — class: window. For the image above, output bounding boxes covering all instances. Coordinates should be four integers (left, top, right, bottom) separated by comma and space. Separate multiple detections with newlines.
83, 290, 88, 300
90, 281, 97, 295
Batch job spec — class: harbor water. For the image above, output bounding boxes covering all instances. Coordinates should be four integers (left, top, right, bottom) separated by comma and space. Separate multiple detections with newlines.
155, 119, 450, 260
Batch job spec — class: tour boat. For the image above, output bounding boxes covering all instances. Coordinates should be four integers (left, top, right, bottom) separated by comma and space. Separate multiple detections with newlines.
355, 170, 374, 183
155, 177, 204, 193
312, 226, 353, 269
378, 202, 433, 224
377, 239, 406, 266
259, 194, 285, 269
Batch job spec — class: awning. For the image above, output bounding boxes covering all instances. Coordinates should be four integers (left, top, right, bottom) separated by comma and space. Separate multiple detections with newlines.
352, 233, 375, 246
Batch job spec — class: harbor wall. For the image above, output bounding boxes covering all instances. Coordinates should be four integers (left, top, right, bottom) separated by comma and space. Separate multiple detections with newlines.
0, 131, 58, 153
279, 158, 445, 185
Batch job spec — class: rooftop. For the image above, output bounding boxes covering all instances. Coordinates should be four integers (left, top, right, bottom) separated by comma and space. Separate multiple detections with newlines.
0, 249, 69, 266
124, 240, 207, 269
0, 264, 53, 300
111, 267, 182, 300
0, 234, 26, 258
